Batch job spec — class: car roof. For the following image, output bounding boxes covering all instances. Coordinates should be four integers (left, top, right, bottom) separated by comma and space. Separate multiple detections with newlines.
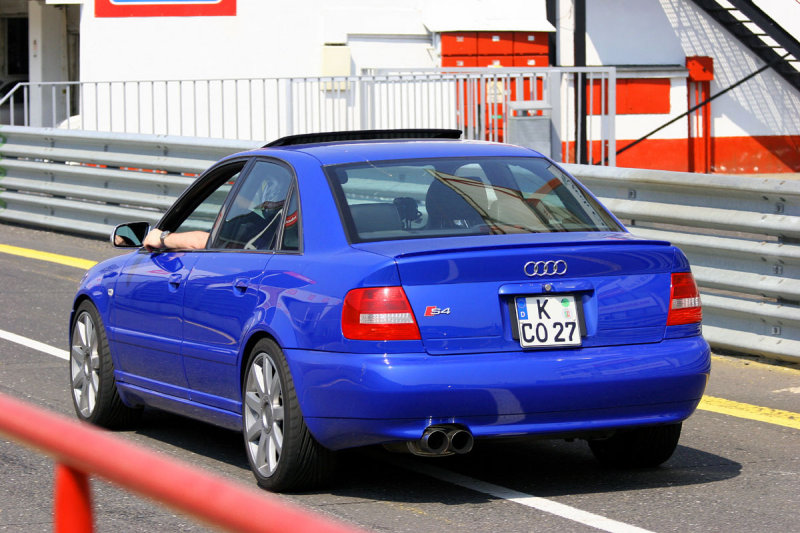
264, 129, 463, 146
241, 137, 544, 166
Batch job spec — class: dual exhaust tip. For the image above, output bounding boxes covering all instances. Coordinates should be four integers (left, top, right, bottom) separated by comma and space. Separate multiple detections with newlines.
407, 425, 474, 457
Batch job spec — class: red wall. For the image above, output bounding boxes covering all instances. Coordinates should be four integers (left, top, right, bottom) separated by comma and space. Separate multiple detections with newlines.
586, 79, 671, 115
567, 136, 800, 173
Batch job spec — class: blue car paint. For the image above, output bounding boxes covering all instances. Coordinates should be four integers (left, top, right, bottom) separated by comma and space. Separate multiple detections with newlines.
71, 139, 711, 450
290, 335, 710, 449
110, 251, 200, 398
182, 252, 273, 410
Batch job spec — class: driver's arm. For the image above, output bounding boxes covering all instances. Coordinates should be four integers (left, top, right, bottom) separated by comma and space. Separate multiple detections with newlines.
143, 229, 209, 251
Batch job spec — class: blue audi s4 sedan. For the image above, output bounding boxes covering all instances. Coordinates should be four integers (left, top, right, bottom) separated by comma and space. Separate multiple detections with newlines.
69, 130, 710, 491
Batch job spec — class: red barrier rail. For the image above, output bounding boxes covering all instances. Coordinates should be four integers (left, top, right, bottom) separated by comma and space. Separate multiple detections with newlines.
0, 392, 363, 533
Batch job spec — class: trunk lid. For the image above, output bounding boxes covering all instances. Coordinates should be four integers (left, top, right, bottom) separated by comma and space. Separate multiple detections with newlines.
352, 232, 678, 354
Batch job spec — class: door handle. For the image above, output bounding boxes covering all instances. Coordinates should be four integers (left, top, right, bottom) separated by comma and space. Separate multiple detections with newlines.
168, 274, 182, 287
234, 278, 249, 294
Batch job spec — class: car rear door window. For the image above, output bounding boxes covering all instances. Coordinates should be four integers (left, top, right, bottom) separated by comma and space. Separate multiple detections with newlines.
212, 160, 296, 250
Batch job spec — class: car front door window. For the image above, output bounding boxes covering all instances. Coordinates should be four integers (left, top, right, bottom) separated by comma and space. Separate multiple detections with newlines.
212, 160, 294, 250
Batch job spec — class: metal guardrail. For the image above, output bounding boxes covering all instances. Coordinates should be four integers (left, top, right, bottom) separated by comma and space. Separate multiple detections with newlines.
0, 126, 255, 236
564, 163, 800, 364
0, 126, 797, 363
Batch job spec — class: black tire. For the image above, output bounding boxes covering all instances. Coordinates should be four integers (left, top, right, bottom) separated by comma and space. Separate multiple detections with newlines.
242, 338, 336, 492
69, 301, 142, 429
588, 423, 682, 468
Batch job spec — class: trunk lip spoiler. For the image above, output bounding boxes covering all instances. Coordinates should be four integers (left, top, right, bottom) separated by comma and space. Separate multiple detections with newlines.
351, 233, 673, 260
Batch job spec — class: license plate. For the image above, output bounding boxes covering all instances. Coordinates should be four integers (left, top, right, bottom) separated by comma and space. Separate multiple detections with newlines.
515, 295, 581, 348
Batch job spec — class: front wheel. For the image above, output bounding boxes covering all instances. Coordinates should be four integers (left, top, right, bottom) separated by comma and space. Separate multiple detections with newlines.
588, 423, 682, 468
242, 338, 335, 492
69, 301, 141, 429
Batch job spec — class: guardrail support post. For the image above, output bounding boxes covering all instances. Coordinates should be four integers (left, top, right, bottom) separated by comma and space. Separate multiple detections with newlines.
54, 463, 94, 533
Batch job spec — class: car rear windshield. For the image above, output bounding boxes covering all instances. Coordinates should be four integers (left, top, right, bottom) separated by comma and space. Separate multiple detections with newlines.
326, 156, 622, 242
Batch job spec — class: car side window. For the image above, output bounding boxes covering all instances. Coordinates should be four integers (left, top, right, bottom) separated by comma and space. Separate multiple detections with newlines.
173, 164, 245, 235
212, 160, 295, 250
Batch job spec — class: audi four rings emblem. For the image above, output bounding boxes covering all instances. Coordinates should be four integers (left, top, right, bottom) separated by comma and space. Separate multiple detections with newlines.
523, 260, 568, 277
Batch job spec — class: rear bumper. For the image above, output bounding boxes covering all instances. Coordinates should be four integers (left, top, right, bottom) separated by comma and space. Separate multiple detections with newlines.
286, 335, 710, 450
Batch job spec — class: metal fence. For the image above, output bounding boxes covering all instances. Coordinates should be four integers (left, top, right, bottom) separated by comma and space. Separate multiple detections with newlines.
0, 68, 617, 166
1, 126, 795, 363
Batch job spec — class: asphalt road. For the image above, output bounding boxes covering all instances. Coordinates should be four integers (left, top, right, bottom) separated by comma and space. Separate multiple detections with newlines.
0, 222, 798, 532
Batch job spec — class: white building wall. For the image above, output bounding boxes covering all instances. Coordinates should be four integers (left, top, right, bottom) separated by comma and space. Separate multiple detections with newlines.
80, 0, 436, 83
578, 0, 800, 144
659, 0, 800, 138
581, 0, 687, 144
586, 0, 684, 66
44, 0, 800, 171
80, 0, 555, 82
81, 1, 323, 81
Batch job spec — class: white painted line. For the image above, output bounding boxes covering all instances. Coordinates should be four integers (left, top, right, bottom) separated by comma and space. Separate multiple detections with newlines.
1, 324, 653, 532
400, 461, 655, 533
0, 328, 69, 361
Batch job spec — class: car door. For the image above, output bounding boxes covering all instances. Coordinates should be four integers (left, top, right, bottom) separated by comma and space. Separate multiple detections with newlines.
182, 159, 298, 411
109, 160, 246, 398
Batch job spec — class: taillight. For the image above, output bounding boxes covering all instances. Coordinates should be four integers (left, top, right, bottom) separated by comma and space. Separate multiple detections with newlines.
342, 287, 421, 340
667, 272, 702, 325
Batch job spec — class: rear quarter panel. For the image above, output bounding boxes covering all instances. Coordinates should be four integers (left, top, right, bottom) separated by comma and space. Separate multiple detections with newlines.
250, 152, 424, 353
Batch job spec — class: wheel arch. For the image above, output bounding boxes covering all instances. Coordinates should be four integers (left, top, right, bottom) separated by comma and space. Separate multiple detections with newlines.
69, 294, 96, 343
239, 329, 282, 390
238, 328, 325, 442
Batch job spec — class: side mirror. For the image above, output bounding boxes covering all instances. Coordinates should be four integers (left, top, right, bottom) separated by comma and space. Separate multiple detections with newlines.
111, 222, 150, 248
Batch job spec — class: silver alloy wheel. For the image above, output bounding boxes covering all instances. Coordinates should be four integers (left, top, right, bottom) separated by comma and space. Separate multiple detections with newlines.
71, 311, 100, 418
244, 351, 285, 477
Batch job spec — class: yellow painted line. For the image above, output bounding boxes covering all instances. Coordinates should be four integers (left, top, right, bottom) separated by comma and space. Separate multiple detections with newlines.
1, 243, 798, 434
0, 244, 97, 270
699, 395, 800, 430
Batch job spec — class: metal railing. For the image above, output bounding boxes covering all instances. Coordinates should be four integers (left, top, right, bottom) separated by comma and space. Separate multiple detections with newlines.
0, 68, 617, 166
0, 126, 796, 363
0, 392, 361, 532
371, 67, 616, 166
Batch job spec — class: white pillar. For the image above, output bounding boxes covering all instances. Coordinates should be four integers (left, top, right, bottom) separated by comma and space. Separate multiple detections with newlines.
28, 0, 67, 127
556, 0, 575, 67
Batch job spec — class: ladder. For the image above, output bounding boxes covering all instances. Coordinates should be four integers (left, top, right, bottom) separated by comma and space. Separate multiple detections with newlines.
690, 0, 800, 92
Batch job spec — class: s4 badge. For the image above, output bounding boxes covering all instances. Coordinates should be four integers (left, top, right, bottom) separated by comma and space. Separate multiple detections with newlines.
424, 306, 451, 317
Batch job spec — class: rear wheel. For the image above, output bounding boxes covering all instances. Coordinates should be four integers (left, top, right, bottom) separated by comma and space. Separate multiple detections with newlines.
242, 338, 335, 492
69, 301, 141, 429
588, 423, 682, 468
